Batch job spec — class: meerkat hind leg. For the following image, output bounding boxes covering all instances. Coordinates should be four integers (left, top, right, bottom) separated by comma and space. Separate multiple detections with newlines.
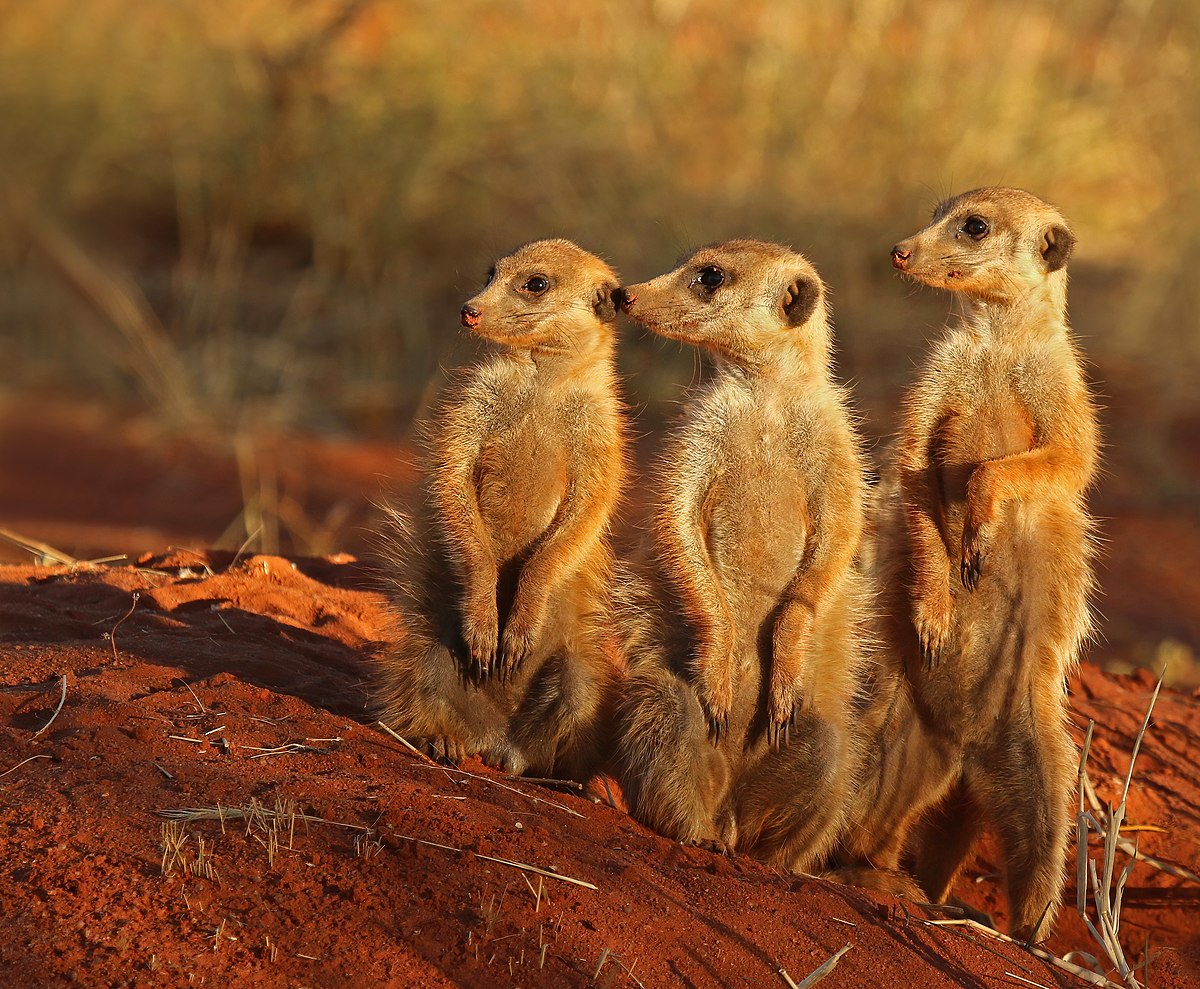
375, 624, 506, 766
968, 721, 1075, 940
616, 667, 734, 848
507, 644, 612, 782
907, 779, 986, 904
735, 711, 849, 873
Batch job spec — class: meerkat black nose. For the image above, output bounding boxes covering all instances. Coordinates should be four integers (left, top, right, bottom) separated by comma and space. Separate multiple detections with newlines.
614, 288, 636, 313
461, 304, 482, 328
891, 246, 912, 271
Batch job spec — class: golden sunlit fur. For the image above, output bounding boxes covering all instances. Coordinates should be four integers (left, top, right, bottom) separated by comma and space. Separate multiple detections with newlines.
612, 240, 872, 871
835, 189, 1100, 941
373, 239, 627, 782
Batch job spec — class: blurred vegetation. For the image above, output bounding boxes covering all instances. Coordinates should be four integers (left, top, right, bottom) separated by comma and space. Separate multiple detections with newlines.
0, 0, 1197, 483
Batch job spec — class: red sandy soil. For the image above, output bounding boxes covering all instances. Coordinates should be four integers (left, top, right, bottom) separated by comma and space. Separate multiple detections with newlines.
0, 552, 1197, 989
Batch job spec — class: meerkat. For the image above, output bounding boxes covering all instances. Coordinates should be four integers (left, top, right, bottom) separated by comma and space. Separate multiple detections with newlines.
612, 240, 872, 872
373, 238, 627, 783
835, 188, 1099, 940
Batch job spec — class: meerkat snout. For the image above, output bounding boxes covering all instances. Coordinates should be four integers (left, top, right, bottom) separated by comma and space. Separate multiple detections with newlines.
461, 304, 482, 328
890, 245, 912, 270
612, 287, 635, 313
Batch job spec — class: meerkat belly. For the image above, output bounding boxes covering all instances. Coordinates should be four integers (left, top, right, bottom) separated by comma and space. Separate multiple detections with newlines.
708, 454, 808, 628
935, 392, 1035, 535
475, 422, 566, 562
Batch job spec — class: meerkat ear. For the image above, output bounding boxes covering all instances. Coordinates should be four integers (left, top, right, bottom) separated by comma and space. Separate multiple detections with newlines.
593, 280, 619, 323
782, 275, 821, 327
1040, 224, 1075, 273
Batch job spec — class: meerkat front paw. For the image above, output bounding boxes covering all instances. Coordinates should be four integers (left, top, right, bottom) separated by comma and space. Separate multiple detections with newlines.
766, 680, 801, 750
695, 658, 734, 745
960, 512, 992, 592
462, 596, 499, 679
962, 466, 998, 592
768, 607, 811, 748
414, 735, 467, 765
912, 584, 953, 668
499, 608, 543, 683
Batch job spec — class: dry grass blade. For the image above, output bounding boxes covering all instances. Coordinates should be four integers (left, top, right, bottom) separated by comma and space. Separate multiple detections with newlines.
788, 945, 851, 989
593, 946, 646, 987
160, 820, 190, 876
375, 722, 438, 764
1075, 669, 1166, 989
1004, 972, 1051, 989
375, 722, 586, 816
1077, 720, 1096, 917
1083, 767, 1200, 883
926, 920, 1127, 989
31, 675, 68, 739
108, 592, 140, 662
0, 754, 52, 778
157, 804, 371, 832
0, 527, 78, 566
472, 853, 598, 891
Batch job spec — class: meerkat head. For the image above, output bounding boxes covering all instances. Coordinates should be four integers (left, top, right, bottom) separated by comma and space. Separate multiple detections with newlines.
616, 239, 831, 371
890, 187, 1074, 307
459, 239, 620, 355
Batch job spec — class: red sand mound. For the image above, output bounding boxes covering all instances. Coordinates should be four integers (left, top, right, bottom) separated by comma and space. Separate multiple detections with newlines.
0, 553, 1197, 988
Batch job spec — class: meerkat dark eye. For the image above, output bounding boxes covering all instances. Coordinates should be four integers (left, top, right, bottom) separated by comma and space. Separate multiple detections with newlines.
484, 266, 496, 287
694, 265, 725, 289
962, 216, 989, 240
520, 275, 550, 295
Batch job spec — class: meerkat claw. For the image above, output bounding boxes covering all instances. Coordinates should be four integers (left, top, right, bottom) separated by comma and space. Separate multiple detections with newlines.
919, 633, 942, 670
705, 709, 728, 745
961, 550, 983, 591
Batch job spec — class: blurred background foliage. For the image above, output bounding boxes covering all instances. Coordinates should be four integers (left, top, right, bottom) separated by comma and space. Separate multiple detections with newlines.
0, 0, 1199, 681
1, 0, 1197, 447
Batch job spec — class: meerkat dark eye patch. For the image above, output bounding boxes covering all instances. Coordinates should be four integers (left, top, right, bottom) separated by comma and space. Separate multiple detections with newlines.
484, 265, 496, 287
520, 275, 550, 295
782, 275, 819, 327
695, 265, 725, 289
962, 216, 989, 240
593, 280, 619, 323
1040, 224, 1074, 273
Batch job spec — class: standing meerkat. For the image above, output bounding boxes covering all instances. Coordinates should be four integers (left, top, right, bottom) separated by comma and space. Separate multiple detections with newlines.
839, 188, 1099, 940
613, 240, 871, 871
374, 239, 627, 782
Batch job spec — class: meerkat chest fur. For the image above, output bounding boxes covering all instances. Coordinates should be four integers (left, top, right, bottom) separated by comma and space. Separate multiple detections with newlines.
465, 361, 593, 564
689, 376, 831, 611
927, 325, 1085, 528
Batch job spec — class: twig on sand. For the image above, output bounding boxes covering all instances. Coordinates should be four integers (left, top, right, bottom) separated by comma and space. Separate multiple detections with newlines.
175, 678, 207, 716
31, 675, 68, 739
108, 592, 141, 662
440, 768, 585, 819
0, 754, 52, 778
509, 776, 584, 793
238, 742, 334, 759
376, 722, 438, 764
376, 722, 585, 818
1004, 972, 1051, 989
0, 527, 77, 566
472, 853, 598, 890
